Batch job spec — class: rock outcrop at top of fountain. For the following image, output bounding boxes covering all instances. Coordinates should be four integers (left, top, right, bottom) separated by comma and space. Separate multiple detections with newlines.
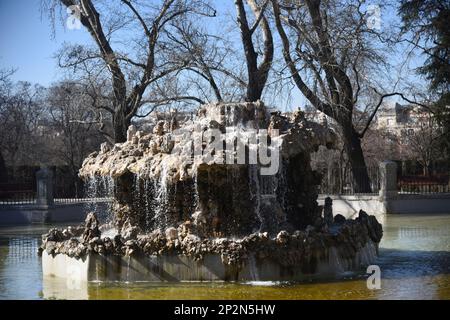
40, 102, 383, 282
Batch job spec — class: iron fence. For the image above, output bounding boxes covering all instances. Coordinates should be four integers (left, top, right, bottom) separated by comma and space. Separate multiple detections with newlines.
0, 181, 36, 205
53, 167, 85, 199
0, 166, 85, 205
0, 165, 114, 205
317, 166, 380, 195
397, 174, 449, 194
54, 197, 112, 204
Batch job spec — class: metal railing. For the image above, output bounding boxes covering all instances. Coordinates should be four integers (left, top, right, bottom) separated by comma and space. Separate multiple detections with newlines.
54, 197, 112, 204
317, 166, 380, 195
0, 166, 114, 206
398, 174, 450, 194
0, 182, 36, 205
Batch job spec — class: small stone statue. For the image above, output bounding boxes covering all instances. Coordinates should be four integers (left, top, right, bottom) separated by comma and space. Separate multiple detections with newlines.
324, 197, 333, 226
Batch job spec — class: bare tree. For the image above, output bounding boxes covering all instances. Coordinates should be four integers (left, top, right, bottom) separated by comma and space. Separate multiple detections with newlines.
45, 0, 214, 142
362, 128, 400, 167
272, 0, 393, 192
166, 19, 248, 104
46, 81, 106, 194
0, 144, 5, 183
235, 0, 274, 102
400, 110, 445, 176
0, 68, 15, 182
0, 81, 46, 168
166, 0, 274, 104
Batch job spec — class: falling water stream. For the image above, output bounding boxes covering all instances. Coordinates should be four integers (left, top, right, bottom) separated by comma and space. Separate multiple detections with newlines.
85, 175, 114, 224
248, 164, 263, 232
151, 165, 169, 230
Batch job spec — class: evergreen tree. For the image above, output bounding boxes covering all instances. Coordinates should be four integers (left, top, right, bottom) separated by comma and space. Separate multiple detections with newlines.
399, 0, 450, 162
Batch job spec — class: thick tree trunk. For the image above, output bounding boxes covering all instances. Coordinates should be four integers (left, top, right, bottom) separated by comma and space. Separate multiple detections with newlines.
342, 126, 372, 193
235, 0, 273, 103
246, 82, 263, 103
0, 150, 6, 183
113, 110, 130, 143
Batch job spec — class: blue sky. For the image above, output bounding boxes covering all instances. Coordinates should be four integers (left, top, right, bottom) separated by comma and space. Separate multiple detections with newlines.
0, 0, 92, 85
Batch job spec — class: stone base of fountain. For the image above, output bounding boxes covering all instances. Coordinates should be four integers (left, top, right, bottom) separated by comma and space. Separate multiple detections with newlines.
42, 242, 378, 283
40, 209, 382, 283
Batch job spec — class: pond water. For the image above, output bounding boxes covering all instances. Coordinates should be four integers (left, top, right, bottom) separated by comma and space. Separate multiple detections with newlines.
0, 214, 449, 300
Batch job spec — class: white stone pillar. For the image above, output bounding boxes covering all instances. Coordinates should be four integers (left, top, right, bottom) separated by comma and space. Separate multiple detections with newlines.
379, 161, 397, 213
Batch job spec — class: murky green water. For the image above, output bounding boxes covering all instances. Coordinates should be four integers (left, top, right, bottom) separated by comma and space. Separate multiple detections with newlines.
0, 214, 449, 300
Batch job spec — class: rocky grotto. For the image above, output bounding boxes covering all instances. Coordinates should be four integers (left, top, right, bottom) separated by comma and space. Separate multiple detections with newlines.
40, 101, 383, 281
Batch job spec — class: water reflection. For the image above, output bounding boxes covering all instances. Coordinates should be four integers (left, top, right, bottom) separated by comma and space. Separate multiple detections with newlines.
43, 276, 88, 300
0, 214, 449, 300
0, 226, 45, 300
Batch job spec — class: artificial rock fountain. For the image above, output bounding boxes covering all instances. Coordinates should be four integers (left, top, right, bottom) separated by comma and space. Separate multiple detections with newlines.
40, 102, 383, 282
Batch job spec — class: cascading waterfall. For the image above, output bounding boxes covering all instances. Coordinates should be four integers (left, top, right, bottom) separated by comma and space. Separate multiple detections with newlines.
84, 174, 114, 224
192, 172, 200, 214
152, 165, 169, 230
327, 247, 346, 274
225, 105, 236, 127
143, 178, 152, 231
84, 174, 96, 213
130, 172, 154, 231
229, 165, 240, 230
100, 175, 114, 223
247, 254, 260, 281
125, 255, 131, 283
274, 159, 288, 228
131, 174, 143, 226
248, 164, 263, 232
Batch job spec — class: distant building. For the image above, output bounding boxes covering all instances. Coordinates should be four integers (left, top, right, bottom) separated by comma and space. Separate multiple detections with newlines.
376, 102, 431, 137
134, 109, 196, 132
302, 105, 333, 127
